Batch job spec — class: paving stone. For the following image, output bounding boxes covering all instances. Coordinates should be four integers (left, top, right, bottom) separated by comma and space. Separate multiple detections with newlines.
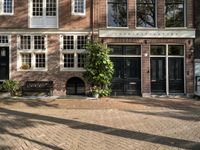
0, 97, 200, 150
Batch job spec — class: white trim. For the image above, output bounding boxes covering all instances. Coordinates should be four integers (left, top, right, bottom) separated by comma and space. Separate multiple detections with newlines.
0, 31, 95, 34
71, 0, 86, 16
99, 29, 196, 38
0, 0, 14, 16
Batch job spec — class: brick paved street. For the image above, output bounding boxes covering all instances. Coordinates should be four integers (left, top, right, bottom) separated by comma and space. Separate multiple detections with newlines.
0, 96, 200, 150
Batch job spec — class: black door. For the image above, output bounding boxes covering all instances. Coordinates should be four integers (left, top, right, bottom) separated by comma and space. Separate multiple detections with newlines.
66, 77, 85, 95
151, 58, 166, 93
111, 57, 141, 96
0, 47, 9, 80
169, 58, 184, 93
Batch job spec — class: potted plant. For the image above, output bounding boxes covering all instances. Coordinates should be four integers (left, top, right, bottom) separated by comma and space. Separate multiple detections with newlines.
20, 64, 30, 70
91, 86, 101, 98
1, 80, 19, 96
84, 41, 114, 98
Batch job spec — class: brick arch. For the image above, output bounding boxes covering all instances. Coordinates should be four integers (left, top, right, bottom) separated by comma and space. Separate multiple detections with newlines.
66, 77, 86, 95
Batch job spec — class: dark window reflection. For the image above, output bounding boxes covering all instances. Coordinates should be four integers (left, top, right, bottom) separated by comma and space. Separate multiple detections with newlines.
108, 0, 127, 27
168, 45, 184, 56
165, 0, 185, 27
150, 45, 166, 55
109, 45, 141, 55
137, 0, 156, 28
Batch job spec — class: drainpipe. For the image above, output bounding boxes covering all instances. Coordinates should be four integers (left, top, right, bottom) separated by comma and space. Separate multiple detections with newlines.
90, 0, 94, 41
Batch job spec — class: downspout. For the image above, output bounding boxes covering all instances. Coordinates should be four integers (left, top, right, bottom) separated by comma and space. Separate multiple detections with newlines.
91, 0, 94, 41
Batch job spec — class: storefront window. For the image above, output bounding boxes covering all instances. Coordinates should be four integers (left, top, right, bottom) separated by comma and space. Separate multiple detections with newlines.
168, 45, 184, 56
150, 45, 166, 55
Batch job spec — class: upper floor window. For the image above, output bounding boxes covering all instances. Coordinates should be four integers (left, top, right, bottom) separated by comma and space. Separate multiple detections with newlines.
72, 0, 86, 16
165, 0, 185, 27
30, 0, 58, 28
136, 0, 156, 28
107, 0, 127, 27
0, 0, 13, 15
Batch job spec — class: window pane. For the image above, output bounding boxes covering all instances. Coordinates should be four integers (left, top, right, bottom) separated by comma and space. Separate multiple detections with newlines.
109, 45, 141, 55
21, 53, 31, 69
74, 0, 85, 13
168, 45, 184, 56
109, 45, 123, 55
137, 0, 156, 27
35, 53, 45, 68
46, 0, 56, 16
20, 36, 31, 50
125, 45, 141, 55
4, 0, 13, 13
165, 0, 184, 27
64, 54, 74, 68
108, 0, 127, 27
34, 36, 45, 50
77, 36, 87, 50
78, 53, 86, 68
151, 45, 166, 55
0, 35, 8, 43
33, 0, 43, 16
63, 36, 74, 50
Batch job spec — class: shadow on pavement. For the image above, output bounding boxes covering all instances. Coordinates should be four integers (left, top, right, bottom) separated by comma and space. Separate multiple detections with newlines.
0, 107, 200, 150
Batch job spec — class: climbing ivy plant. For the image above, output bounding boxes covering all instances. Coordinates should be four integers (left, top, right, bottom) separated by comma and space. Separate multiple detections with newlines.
84, 41, 114, 97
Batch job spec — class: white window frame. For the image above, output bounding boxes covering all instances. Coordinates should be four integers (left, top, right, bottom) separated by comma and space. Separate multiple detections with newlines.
60, 34, 88, 71
0, 0, 14, 15
29, 0, 58, 28
17, 34, 48, 71
71, 0, 86, 16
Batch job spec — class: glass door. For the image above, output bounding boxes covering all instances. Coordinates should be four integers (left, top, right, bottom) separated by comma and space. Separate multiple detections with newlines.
151, 57, 166, 93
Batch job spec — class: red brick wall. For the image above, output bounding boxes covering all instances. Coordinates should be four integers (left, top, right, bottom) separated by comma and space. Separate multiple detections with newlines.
0, 0, 28, 28
0, 0, 91, 30
59, 0, 91, 30
95, 0, 194, 29
11, 34, 89, 95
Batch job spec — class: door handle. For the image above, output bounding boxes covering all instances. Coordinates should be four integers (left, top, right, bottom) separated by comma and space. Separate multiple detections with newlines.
151, 80, 156, 82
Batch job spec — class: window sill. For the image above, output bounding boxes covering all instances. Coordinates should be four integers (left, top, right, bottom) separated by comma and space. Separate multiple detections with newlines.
71, 13, 86, 16
60, 68, 86, 72
106, 27, 129, 29
0, 13, 14, 16
17, 69, 48, 72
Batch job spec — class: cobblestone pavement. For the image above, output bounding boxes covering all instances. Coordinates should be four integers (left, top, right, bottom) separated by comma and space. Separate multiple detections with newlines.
0, 96, 200, 150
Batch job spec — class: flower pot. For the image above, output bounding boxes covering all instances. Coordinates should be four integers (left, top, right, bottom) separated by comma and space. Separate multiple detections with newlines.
93, 93, 99, 99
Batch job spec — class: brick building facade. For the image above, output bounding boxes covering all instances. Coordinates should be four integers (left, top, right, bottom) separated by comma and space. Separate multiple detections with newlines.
0, 0, 195, 96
